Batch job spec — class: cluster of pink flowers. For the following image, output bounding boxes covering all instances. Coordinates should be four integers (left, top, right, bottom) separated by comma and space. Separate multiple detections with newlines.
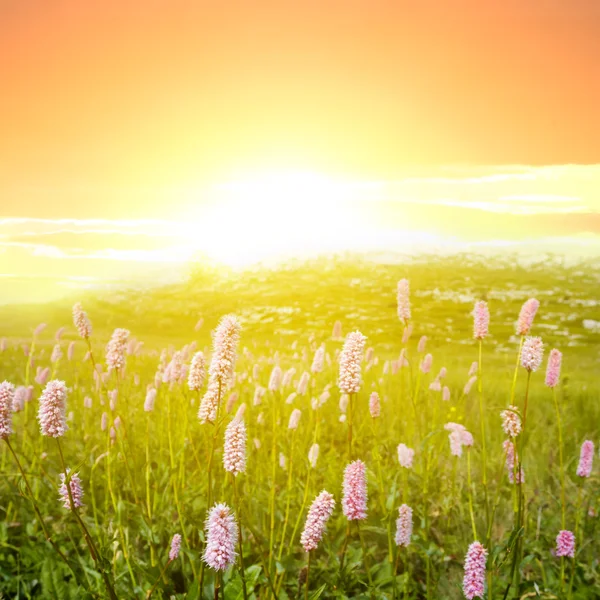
288, 408, 302, 430
198, 380, 221, 424
500, 406, 522, 438
420, 353, 433, 374
338, 331, 366, 394
144, 388, 157, 412
72, 302, 92, 339
503, 440, 524, 484
555, 530, 575, 558
300, 490, 336, 552
0, 381, 14, 438
473, 301, 490, 340
521, 336, 544, 372
342, 460, 368, 521
105, 328, 130, 371
311, 344, 325, 373
268, 365, 282, 392
397, 443, 415, 469
444, 423, 474, 457
163, 351, 185, 385
223, 417, 247, 476
296, 372, 310, 395
208, 315, 241, 386
38, 380, 68, 437
203, 503, 238, 571
397, 279, 411, 324
516, 298, 540, 336
576, 440, 594, 478
58, 470, 84, 510
545, 348, 562, 388
463, 541, 488, 599
395, 504, 413, 547
369, 392, 381, 418
169, 533, 182, 561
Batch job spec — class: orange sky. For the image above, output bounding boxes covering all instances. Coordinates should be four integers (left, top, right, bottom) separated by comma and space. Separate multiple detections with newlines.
1, 0, 600, 219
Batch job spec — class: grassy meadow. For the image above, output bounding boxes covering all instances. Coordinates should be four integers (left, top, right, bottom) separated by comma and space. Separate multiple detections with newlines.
0, 254, 599, 599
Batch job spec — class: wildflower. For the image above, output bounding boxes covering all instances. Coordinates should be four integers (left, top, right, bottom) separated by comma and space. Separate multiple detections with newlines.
311, 345, 325, 374
198, 380, 221, 424
35, 367, 50, 386
226, 392, 239, 413
500, 406, 522, 438
72, 303, 92, 339
462, 541, 488, 599
342, 460, 368, 521
208, 315, 241, 385
463, 376, 477, 395
473, 301, 489, 340
369, 392, 381, 418
397, 443, 415, 468
338, 331, 367, 394
0, 381, 15, 438
397, 279, 411, 323
521, 336, 544, 372
223, 417, 247, 476
253, 386, 265, 406
203, 503, 238, 571
395, 504, 413, 547
444, 423, 473, 457
188, 351, 206, 391
516, 298, 540, 336
58, 470, 84, 510
51, 344, 63, 364
545, 349, 562, 388
442, 386, 451, 402
339, 394, 349, 414
83, 396, 92, 409
169, 534, 182, 561
301, 491, 336, 552
468, 361, 478, 377
282, 367, 296, 387
417, 336, 427, 353
268, 365, 282, 392
38, 380, 68, 437
285, 392, 297, 404
67, 341, 75, 361
144, 388, 157, 412
163, 351, 184, 385
105, 328, 130, 371
297, 372, 310, 395
279, 452, 287, 470
288, 408, 302, 430
13, 385, 27, 413
101, 412, 108, 431
503, 440, 524, 483
234, 403, 246, 420
555, 530, 575, 558
308, 443, 319, 468
420, 353, 433, 374
576, 440, 594, 478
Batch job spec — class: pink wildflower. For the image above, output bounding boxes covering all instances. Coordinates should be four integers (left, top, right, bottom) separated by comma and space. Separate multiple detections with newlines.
223, 417, 247, 476
521, 336, 544, 372
338, 331, 367, 394
500, 406, 522, 438
397, 443, 415, 468
288, 408, 302, 430
58, 470, 84, 510
555, 530, 575, 558
188, 351, 206, 391
342, 460, 368, 521
395, 504, 413, 547
576, 440, 594, 478
397, 279, 411, 324
38, 380, 68, 437
300, 490, 336, 552
545, 349, 562, 388
473, 301, 490, 340
208, 315, 241, 385
516, 298, 540, 336
463, 541, 488, 599
420, 353, 433, 374
169, 533, 182, 561
369, 392, 381, 418
72, 303, 92, 339
203, 503, 238, 571
0, 381, 15, 438
311, 345, 325, 373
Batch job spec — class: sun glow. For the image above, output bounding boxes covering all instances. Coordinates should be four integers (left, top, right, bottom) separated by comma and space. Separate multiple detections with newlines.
179, 170, 373, 266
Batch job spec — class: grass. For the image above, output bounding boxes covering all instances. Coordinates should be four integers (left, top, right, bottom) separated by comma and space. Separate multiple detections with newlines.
0, 253, 599, 598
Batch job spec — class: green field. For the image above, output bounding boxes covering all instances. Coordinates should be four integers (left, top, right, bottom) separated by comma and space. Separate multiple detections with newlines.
1, 254, 599, 599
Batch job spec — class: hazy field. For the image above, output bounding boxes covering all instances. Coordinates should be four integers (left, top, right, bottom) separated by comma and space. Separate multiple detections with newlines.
0, 254, 599, 599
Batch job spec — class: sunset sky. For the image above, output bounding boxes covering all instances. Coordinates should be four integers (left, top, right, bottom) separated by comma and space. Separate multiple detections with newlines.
1, 0, 599, 301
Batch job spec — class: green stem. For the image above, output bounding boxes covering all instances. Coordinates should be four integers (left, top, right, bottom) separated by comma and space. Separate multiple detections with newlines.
233, 476, 248, 600
467, 449, 478, 540
304, 551, 311, 600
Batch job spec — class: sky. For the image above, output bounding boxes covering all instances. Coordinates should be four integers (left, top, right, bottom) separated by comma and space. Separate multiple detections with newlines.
1, 0, 599, 301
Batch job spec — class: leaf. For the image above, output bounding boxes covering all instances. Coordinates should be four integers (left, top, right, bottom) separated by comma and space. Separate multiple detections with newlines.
41, 557, 70, 600
309, 583, 327, 600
